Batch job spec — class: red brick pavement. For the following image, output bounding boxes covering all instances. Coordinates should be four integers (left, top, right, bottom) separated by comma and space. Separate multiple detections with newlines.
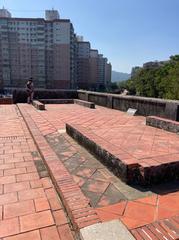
0, 105, 74, 239
22, 104, 179, 172
96, 193, 179, 230
18, 103, 179, 239
18, 104, 101, 230
131, 216, 179, 240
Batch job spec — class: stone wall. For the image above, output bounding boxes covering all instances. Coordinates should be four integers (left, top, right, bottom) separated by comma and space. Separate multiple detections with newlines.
146, 116, 179, 133
77, 90, 179, 121
13, 88, 179, 121
0, 97, 13, 104
13, 89, 78, 103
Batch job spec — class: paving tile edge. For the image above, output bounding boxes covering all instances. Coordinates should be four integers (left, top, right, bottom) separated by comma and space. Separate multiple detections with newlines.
17, 104, 101, 233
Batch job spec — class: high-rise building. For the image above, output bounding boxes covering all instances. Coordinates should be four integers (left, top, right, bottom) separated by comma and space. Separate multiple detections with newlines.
97, 54, 106, 89
75, 38, 112, 90
76, 35, 84, 42
0, 8, 111, 90
0, 8, 11, 18
87, 51, 111, 90
45, 20, 75, 89
89, 49, 99, 90
0, 9, 75, 89
45, 9, 60, 21
76, 39, 90, 89
105, 62, 112, 87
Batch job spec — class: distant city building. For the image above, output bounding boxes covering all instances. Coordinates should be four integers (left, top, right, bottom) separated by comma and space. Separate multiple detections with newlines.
143, 61, 168, 69
98, 54, 107, 89
45, 9, 60, 20
105, 62, 112, 87
76, 35, 84, 42
75, 38, 112, 90
89, 50, 99, 90
0, 9, 75, 89
0, 7, 11, 18
76, 40, 90, 89
0, 8, 111, 90
131, 66, 141, 78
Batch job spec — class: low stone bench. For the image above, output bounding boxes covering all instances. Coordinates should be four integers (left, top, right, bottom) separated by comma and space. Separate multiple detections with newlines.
32, 100, 45, 110
74, 99, 95, 109
146, 116, 179, 133
40, 99, 74, 104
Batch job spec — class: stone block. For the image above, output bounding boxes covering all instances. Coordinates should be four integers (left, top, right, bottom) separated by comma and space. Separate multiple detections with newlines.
80, 220, 135, 240
32, 100, 45, 110
146, 116, 179, 133
74, 99, 95, 109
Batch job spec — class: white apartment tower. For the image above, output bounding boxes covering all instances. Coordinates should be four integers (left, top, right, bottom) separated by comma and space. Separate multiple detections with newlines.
76, 40, 90, 89
45, 10, 60, 20
0, 7, 11, 18
0, 8, 111, 90
0, 9, 75, 89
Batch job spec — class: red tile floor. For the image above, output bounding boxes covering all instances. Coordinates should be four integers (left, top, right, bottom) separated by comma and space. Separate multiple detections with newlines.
16, 104, 179, 239
26, 103, 179, 162
0, 105, 74, 239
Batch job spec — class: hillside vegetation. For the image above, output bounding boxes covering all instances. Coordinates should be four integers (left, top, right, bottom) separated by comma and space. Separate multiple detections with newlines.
112, 71, 131, 82
121, 55, 179, 100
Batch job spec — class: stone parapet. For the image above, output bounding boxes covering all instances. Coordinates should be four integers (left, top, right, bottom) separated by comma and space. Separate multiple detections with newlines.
0, 97, 13, 104
146, 116, 179, 133
40, 99, 74, 104
13, 88, 179, 121
13, 89, 77, 103
77, 90, 179, 121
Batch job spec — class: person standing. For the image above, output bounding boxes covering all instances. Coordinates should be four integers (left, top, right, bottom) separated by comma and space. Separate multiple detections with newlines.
26, 78, 34, 104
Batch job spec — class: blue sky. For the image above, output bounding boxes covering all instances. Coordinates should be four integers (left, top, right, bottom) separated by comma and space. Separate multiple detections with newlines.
2, 0, 179, 73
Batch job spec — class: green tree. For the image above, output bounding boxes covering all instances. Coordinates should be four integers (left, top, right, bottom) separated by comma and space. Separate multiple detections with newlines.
123, 55, 179, 100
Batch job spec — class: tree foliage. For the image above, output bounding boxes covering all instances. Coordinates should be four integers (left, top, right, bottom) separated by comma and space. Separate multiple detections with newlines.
123, 55, 179, 100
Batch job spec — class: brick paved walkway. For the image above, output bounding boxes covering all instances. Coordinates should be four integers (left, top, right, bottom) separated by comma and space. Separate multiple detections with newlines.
27, 103, 179, 163
132, 216, 179, 240
0, 105, 74, 239
17, 103, 179, 239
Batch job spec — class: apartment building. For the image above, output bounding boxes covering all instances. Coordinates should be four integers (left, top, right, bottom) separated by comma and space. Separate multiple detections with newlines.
89, 49, 99, 90
105, 62, 112, 87
98, 54, 106, 89
0, 8, 11, 18
76, 40, 90, 89
87, 50, 111, 90
0, 9, 75, 89
0, 8, 111, 90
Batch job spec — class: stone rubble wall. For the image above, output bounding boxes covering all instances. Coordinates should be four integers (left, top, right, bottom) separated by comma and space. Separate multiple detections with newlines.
78, 90, 179, 121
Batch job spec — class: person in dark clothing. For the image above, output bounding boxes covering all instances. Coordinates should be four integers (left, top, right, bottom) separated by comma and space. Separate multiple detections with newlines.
26, 78, 34, 104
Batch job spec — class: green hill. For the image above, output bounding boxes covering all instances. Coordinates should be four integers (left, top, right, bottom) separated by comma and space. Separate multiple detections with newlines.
112, 71, 131, 82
